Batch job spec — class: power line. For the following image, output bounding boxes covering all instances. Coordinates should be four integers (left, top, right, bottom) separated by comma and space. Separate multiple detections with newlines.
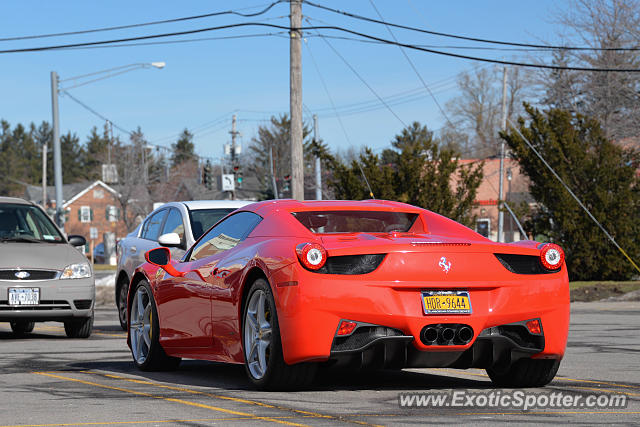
305, 19, 407, 128
302, 0, 640, 52
4, 22, 640, 73
0, 1, 285, 42
63, 32, 289, 51
367, 0, 455, 129
61, 90, 132, 135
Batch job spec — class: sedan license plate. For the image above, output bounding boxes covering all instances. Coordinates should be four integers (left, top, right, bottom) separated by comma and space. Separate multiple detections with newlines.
422, 290, 471, 314
8, 288, 40, 306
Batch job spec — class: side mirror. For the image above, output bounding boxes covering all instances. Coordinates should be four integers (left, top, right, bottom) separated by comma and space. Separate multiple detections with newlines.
145, 247, 171, 266
68, 235, 87, 247
144, 247, 184, 277
158, 233, 183, 249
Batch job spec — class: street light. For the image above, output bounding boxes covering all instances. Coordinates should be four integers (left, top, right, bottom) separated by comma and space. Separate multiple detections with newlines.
49, 62, 165, 229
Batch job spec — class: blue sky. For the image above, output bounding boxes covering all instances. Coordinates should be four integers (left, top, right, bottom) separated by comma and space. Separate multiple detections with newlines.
1, 1, 564, 161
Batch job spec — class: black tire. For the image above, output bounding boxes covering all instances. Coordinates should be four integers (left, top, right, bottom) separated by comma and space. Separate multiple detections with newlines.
129, 279, 181, 371
117, 279, 129, 331
64, 313, 94, 338
10, 320, 35, 336
242, 278, 317, 390
487, 358, 560, 388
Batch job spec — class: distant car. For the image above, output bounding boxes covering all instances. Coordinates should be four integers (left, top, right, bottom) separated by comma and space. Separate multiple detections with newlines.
93, 242, 105, 264
115, 200, 252, 330
0, 197, 94, 338
127, 199, 569, 390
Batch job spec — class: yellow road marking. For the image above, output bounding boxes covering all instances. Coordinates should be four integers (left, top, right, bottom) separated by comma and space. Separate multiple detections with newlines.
451, 411, 640, 415
435, 368, 640, 392
80, 371, 382, 427
33, 372, 308, 427
557, 376, 640, 390
0, 417, 302, 427
565, 385, 640, 397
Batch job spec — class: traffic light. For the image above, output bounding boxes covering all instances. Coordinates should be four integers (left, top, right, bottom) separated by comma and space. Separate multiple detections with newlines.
283, 174, 291, 193
233, 165, 243, 187
203, 161, 213, 189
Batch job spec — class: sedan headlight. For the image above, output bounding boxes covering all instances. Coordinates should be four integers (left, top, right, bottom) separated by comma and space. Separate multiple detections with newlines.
61, 263, 92, 279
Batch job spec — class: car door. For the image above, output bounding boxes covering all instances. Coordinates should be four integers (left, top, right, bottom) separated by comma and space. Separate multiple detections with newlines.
155, 212, 262, 352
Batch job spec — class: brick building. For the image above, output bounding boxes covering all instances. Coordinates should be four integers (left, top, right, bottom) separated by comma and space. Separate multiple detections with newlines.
459, 158, 533, 242
25, 180, 128, 260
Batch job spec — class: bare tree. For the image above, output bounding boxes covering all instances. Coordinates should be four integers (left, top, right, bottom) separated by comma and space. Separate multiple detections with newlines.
544, 0, 640, 140
445, 66, 531, 158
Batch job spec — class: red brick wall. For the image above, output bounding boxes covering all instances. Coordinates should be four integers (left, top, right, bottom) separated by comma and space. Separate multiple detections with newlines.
64, 185, 128, 245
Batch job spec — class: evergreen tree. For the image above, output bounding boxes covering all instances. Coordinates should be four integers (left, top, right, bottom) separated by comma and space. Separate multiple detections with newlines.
248, 115, 311, 199
83, 125, 110, 180
60, 132, 85, 183
171, 129, 196, 167
328, 122, 484, 226
501, 104, 640, 280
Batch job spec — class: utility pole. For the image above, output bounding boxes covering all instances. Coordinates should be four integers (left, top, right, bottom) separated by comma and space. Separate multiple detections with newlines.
41, 141, 47, 209
269, 146, 278, 199
230, 114, 239, 200
50, 71, 64, 230
230, 114, 238, 166
290, 0, 304, 200
313, 114, 322, 200
498, 66, 508, 243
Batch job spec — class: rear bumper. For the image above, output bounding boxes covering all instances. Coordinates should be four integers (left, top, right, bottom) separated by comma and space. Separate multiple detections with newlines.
0, 278, 95, 322
270, 264, 569, 365
326, 321, 544, 370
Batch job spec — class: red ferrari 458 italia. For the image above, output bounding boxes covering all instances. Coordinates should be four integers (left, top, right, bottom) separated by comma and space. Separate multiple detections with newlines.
127, 199, 569, 390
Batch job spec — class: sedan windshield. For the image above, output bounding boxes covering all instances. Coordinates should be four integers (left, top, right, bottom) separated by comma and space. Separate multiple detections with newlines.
0, 203, 64, 242
292, 210, 419, 233
188, 208, 238, 240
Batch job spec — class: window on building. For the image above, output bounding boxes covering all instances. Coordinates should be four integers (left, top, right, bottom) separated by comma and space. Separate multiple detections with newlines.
106, 205, 119, 222
93, 189, 104, 199
79, 206, 92, 223
476, 218, 490, 238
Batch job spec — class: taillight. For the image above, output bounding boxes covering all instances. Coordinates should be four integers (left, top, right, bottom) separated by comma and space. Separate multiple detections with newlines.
337, 320, 357, 336
296, 243, 327, 270
539, 243, 564, 270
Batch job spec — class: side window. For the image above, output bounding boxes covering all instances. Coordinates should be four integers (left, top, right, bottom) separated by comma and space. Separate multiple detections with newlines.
162, 208, 185, 243
141, 209, 167, 241
189, 212, 262, 261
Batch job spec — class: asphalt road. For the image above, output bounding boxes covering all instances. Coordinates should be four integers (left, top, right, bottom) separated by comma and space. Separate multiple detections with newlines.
0, 301, 638, 426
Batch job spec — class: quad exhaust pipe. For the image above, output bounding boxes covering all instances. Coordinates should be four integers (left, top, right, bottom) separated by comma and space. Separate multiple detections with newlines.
420, 324, 474, 346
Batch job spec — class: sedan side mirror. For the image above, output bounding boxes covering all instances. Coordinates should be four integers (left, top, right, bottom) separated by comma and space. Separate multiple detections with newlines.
158, 233, 183, 249
67, 235, 87, 247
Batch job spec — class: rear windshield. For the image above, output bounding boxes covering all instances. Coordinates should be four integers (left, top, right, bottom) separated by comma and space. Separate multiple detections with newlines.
292, 210, 419, 233
188, 208, 237, 240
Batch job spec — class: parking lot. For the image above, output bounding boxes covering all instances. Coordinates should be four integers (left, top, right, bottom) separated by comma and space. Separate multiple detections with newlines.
1, 301, 638, 426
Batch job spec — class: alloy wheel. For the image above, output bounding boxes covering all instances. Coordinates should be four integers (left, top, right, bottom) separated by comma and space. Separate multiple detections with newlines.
244, 290, 272, 379
130, 286, 152, 364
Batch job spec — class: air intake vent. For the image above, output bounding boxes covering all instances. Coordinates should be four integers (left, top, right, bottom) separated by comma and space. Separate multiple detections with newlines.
74, 300, 93, 310
0, 270, 58, 280
312, 254, 386, 275
494, 254, 557, 275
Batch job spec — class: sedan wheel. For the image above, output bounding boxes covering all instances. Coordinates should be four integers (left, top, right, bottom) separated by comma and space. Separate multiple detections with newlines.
129, 280, 180, 371
118, 282, 129, 331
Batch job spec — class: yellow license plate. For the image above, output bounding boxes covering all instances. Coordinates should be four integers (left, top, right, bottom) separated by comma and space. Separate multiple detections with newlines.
422, 291, 471, 314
